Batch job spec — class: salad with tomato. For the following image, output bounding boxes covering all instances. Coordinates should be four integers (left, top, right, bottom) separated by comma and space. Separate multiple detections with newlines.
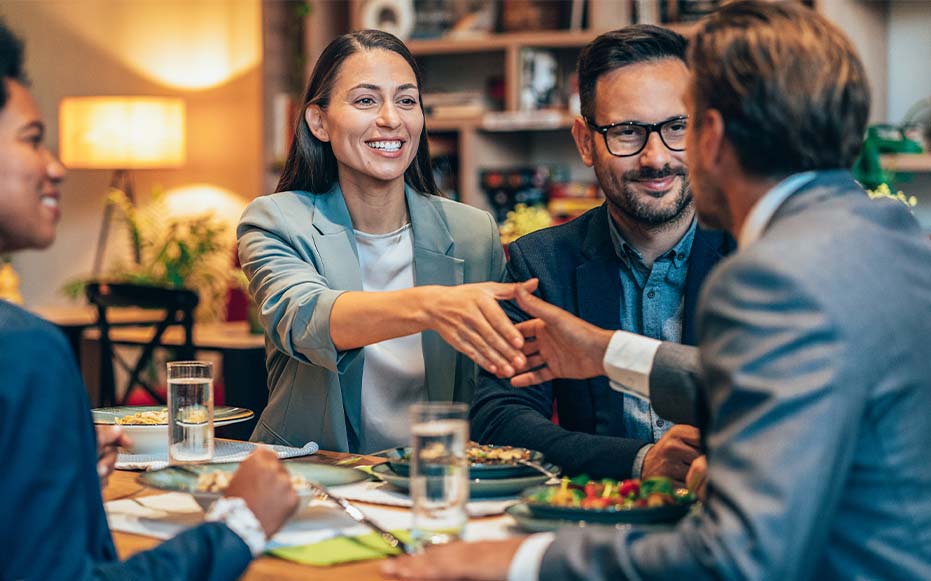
527, 475, 695, 511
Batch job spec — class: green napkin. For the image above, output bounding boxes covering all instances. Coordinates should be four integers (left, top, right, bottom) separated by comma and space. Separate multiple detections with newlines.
268, 530, 413, 566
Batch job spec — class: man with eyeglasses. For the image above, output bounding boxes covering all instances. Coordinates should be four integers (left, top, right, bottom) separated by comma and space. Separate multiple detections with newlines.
470, 25, 733, 483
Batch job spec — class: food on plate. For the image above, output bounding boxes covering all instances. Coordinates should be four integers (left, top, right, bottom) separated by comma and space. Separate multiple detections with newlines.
528, 476, 695, 510
403, 442, 534, 465
466, 443, 531, 464
115, 409, 169, 425
195, 470, 309, 493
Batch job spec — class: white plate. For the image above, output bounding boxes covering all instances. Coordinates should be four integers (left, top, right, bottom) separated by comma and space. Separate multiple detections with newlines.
92, 406, 254, 455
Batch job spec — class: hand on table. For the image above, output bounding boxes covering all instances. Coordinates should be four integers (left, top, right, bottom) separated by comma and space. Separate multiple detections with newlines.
424, 279, 538, 378
641, 425, 702, 487
96, 425, 131, 488
686, 454, 708, 501
381, 538, 525, 580
224, 448, 299, 537
509, 285, 614, 386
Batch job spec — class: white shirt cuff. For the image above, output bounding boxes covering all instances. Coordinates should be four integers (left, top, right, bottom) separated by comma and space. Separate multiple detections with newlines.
604, 330, 661, 400
206, 496, 266, 557
507, 533, 556, 581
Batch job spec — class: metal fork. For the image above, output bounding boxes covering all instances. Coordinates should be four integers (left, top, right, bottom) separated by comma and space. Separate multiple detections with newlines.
307, 480, 414, 555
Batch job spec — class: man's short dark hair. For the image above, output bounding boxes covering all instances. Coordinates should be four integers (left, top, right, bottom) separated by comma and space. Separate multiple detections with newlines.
577, 25, 687, 121
0, 18, 27, 110
689, 1, 870, 177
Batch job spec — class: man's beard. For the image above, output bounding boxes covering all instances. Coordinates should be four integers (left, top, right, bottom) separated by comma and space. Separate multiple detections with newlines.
598, 164, 693, 228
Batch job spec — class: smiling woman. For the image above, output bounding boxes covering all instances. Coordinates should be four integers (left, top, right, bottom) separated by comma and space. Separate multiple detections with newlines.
0, 79, 65, 254
237, 30, 536, 454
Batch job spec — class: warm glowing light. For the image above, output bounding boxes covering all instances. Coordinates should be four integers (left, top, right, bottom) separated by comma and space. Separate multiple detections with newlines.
162, 184, 248, 228
59, 97, 186, 169
36, 1, 261, 91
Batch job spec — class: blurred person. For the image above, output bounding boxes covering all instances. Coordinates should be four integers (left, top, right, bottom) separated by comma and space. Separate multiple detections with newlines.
239, 30, 534, 454
0, 19, 299, 579
470, 25, 733, 483
382, 2, 931, 579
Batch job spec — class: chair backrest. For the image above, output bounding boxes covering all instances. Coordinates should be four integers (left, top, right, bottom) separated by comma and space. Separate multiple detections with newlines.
86, 282, 200, 407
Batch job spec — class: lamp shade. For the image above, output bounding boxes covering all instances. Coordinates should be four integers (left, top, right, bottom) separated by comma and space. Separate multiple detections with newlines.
59, 96, 186, 169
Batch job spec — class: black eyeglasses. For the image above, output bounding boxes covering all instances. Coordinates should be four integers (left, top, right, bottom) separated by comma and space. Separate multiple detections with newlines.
586, 115, 688, 157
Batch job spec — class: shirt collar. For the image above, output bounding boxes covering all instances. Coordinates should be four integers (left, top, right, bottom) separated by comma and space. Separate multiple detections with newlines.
608, 214, 697, 269
739, 171, 817, 248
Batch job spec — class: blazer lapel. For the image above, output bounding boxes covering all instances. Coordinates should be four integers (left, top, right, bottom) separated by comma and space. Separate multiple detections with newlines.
576, 206, 621, 331
682, 228, 733, 345
574, 207, 623, 436
407, 187, 464, 402
310, 186, 365, 442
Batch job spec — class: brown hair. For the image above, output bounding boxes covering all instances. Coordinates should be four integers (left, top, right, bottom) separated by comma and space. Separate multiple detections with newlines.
577, 25, 687, 122
688, 1, 870, 177
276, 29, 438, 195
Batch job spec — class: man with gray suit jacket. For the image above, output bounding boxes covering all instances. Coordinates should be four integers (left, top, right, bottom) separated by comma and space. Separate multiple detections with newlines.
382, 2, 931, 579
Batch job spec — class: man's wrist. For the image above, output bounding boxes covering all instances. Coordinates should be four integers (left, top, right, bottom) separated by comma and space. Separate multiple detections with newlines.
632, 443, 654, 479
206, 496, 266, 557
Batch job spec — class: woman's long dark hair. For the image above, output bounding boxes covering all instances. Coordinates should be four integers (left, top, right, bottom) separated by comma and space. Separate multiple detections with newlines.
275, 29, 439, 196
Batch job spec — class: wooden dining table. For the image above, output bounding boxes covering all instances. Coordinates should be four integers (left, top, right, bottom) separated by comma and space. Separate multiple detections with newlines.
103, 450, 501, 580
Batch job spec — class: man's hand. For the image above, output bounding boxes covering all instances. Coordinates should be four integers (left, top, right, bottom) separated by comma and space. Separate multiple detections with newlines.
381, 538, 525, 580
424, 279, 539, 378
510, 285, 614, 387
641, 425, 702, 486
686, 454, 708, 501
96, 425, 131, 488
224, 448, 299, 537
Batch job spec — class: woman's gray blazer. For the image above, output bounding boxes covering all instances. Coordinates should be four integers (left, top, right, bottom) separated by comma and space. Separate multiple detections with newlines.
237, 184, 505, 452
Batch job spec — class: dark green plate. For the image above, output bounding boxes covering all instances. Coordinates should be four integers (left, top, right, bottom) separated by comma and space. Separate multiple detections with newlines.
139, 461, 369, 511
505, 503, 682, 533
372, 462, 553, 498
520, 485, 694, 524
386, 446, 548, 479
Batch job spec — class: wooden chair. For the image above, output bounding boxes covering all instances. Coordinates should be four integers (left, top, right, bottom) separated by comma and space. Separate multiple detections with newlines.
86, 282, 199, 407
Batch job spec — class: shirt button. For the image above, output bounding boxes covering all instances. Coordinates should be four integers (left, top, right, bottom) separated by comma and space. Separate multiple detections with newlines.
677, 253, 685, 260
656, 419, 665, 427
647, 290, 656, 299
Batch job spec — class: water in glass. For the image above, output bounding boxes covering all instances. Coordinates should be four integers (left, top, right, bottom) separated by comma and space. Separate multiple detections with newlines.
410, 417, 469, 546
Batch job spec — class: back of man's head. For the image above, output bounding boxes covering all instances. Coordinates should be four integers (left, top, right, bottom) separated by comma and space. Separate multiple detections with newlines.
689, 1, 870, 178
0, 18, 27, 109
577, 25, 687, 121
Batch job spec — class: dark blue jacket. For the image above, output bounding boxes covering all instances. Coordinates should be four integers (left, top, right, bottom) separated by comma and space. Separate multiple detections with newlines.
470, 204, 733, 478
0, 301, 252, 580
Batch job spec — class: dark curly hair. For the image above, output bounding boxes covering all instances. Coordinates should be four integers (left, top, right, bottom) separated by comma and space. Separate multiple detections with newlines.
0, 18, 27, 110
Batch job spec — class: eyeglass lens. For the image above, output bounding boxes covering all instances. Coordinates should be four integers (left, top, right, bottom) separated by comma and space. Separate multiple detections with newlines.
605, 117, 688, 156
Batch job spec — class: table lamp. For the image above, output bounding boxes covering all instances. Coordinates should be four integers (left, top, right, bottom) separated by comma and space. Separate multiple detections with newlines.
59, 96, 186, 275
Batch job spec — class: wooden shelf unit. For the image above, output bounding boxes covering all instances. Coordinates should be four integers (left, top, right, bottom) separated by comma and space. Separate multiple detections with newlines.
273, 1, 697, 211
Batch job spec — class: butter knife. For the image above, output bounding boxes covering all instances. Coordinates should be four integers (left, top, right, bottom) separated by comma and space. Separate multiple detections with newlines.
308, 481, 414, 555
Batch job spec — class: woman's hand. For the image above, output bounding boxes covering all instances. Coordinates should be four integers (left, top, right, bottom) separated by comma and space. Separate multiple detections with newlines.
423, 279, 538, 377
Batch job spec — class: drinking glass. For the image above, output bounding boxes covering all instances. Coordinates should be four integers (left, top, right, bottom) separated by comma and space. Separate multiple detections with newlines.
167, 361, 214, 464
409, 401, 469, 547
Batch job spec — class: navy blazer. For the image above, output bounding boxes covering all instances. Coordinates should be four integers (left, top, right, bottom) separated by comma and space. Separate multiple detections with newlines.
470, 204, 732, 478
0, 301, 252, 580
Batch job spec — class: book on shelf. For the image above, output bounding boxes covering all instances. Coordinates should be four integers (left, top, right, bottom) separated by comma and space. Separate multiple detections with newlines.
482, 109, 567, 131
423, 91, 488, 119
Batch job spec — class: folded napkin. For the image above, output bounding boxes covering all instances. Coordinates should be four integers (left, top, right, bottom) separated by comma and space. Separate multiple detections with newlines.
268, 529, 414, 566
116, 439, 319, 470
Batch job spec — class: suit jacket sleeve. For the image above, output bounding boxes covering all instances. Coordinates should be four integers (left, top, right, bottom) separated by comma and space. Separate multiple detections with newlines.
0, 318, 252, 581
649, 342, 703, 427
237, 194, 357, 373
541, 257, 857, 580
469, 243, 647, 479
